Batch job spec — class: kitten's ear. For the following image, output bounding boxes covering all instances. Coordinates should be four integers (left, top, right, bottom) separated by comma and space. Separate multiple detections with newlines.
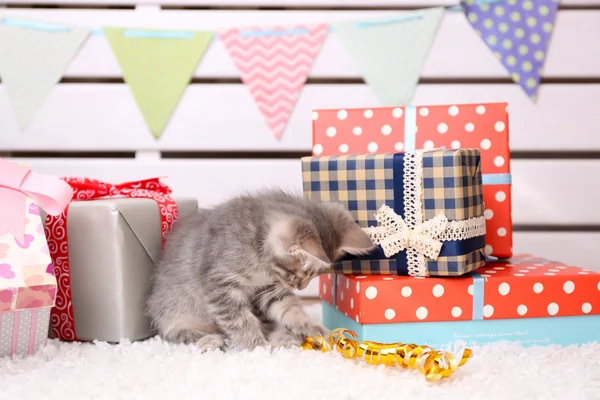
340, 225, 376, 255
317, 201, 375, 255
268, 217, 331, 269
289, 240, 332, 270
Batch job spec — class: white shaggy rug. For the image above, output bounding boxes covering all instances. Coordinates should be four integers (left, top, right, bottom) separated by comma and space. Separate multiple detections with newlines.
2, 304, 599, 400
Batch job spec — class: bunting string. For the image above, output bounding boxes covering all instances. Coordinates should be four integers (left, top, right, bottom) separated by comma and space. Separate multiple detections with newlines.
0, 0, 560, 140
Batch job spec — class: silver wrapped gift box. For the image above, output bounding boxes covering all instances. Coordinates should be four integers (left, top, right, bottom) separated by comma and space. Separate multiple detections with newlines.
43, 197, 198, 342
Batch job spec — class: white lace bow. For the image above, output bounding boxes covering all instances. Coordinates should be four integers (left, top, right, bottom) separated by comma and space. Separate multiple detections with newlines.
363, 205, 449, 260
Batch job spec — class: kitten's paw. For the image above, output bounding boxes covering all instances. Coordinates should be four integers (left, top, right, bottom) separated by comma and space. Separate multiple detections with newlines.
233, 335, 269, 351
288, 322, 330, 340
166, 329, 211, 345
267, 328, 303, 349
197, 334, 226, 353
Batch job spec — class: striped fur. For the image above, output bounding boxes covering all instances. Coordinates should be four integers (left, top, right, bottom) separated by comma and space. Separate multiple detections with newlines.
145, 189, 374, 351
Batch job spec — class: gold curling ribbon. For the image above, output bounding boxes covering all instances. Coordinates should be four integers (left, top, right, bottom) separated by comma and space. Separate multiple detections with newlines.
301, 328, 472, 382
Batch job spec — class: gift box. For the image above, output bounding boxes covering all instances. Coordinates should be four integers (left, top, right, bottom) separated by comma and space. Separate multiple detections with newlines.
321, 255, 600, 347
41, 177, 198, 343
302, 149, 487, 277
311, 102, 512, 259
0, 159, 73, 358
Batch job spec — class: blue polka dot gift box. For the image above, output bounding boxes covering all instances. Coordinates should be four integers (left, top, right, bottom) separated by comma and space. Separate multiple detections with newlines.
301, 148, 487, 277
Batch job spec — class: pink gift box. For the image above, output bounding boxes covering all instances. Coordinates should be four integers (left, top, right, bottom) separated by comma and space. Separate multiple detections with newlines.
0, 199, 57, 359
0, 158, 72, 358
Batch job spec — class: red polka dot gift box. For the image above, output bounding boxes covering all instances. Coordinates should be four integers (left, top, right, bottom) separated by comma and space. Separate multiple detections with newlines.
320, 254, 600, 347
311, 102, 512, 260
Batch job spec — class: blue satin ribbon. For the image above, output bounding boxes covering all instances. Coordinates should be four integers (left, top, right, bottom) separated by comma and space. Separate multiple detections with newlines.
470, 272, 485, 320
391, 154, 409, 271
332, 275, 338, 307
340, 236, 485, 263
482, 173, 512, 185
392, 153, 406, 215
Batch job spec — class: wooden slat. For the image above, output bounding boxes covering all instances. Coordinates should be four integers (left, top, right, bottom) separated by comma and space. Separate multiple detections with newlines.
0, 10, 598, 79
1, 0, 599, 7
4, 158, 600, 226
513, 233, 600, 272
2, 84, 600, 151
511, 160, 600, 226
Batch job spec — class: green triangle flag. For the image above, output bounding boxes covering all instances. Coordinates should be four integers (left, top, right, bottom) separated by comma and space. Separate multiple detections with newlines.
104, 27, 214, 139
332, 8, 444, 106
0, 17, 90, 130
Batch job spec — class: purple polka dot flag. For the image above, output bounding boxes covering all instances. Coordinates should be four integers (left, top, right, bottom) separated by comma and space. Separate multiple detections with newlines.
461, 0, 559, 100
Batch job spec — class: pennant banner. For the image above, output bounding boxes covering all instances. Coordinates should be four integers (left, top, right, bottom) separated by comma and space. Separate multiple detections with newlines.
0, 17, 90, 130
0, 2, 563, 140
332, 8, 444, 107
104, 27, 214, 139
219, 24, 328, 141
462, 0, 559, 100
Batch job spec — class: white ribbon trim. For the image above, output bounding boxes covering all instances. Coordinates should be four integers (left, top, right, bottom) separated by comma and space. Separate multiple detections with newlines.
362, 151, 486, 277
363, 205, 486, 260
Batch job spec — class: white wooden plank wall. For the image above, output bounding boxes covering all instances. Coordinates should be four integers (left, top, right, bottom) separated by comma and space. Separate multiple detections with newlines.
1, 0, 599, 297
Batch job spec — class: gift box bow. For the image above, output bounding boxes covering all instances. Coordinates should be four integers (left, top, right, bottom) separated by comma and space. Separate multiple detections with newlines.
364, 204, 486, 264
59, 176, 177, 248
365, 205, 450, 260
0, 158, 74, 242
66, 176, 172, 199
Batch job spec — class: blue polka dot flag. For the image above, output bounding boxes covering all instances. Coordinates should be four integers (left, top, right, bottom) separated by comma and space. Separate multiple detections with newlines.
461, 0, 559, 100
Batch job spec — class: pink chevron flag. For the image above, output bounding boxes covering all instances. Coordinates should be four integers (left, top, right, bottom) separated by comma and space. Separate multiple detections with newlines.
219, 24, 329, 141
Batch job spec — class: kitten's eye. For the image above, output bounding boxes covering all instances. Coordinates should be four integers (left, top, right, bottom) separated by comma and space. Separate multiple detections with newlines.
273, 262, 295, 279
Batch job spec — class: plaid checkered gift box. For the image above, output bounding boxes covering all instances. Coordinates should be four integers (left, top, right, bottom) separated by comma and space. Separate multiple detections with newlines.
301, 148, 487, 277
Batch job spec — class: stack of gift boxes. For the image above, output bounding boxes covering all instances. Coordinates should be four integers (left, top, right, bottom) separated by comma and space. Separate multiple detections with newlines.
0, 164, 198, 359
302, 102, 600, 347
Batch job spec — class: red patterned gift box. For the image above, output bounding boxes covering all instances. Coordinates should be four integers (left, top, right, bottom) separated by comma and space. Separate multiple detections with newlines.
43, 177, 197, 343
311, 102, 512, 260
321, 254, 600, 325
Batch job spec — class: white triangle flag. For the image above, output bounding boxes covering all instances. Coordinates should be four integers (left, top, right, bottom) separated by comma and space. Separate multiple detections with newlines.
0, 17, 90, 130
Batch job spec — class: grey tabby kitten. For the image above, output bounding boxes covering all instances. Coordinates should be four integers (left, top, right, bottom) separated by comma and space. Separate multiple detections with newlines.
146, 189, 374, 352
